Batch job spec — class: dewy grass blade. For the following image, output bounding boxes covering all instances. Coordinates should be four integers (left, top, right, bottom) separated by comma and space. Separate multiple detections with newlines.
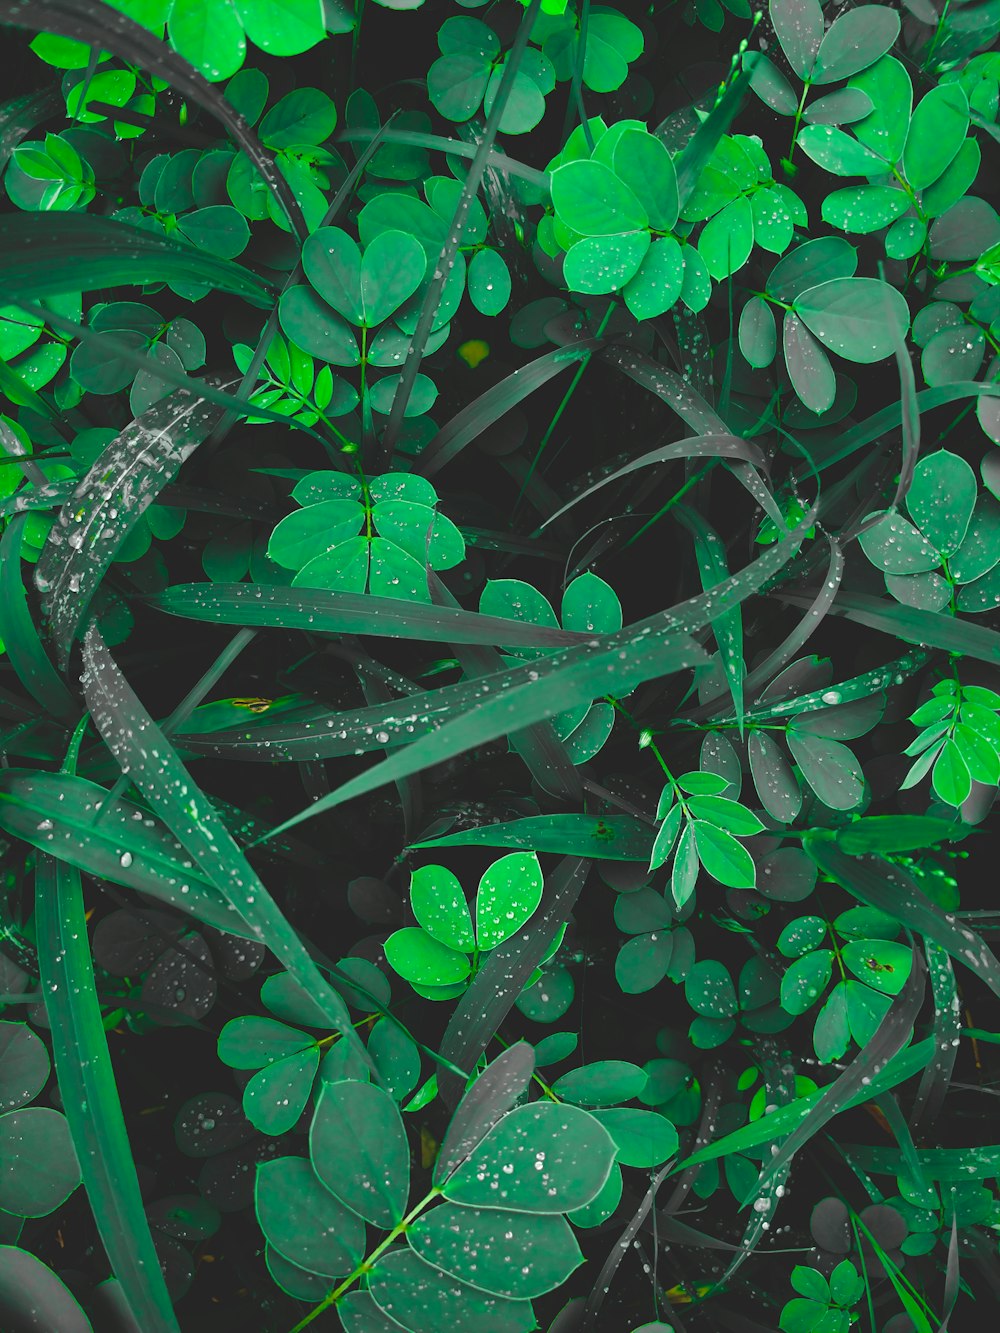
79, 624, 371, 1067
335, 128, 550, 191
0, 86, 60, 170
676, 503, 746, 732
0, 515, 78, 722
149, 583, 588, 649
376, 0, 544, 465
0, 0, 307, 239
410, 814, 656, 861
35, 854, 181, 1333
36, 384, 226, 671
0, 214, 272, 307
0, 769, 255, 936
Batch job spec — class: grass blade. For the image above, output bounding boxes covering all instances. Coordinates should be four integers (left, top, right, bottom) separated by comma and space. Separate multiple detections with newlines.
35, 854, 180, 1332
0, 515, 77, 722
0, 214, 272, 307
0, 0, 306, 238
780, 588, 1000, 667
0, 86, 60, 171
36, 385, 226, 670
149, 583, 587, 648
909, 943, 960, 1135
79, 624, 371, 1065
676, 503, 745, 731
0, 769, 254, 936
436, 857, 590, 1106
410, 814, 655, 860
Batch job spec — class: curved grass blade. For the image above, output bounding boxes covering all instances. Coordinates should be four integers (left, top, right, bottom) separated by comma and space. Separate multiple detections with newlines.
434, 1043, 536, 1181
36, 385, 226, 671
748, 940, 926, 1200
729, 647, 930, 724
356, 655, 421, 842
337, 128, 550, 191
910, 943, 960, 1136
79, 625, 371, 1066
673, 68, 753, 207
0, 0, 305, 238
889, 309, 921, 509
0, 769, 254, 936
805, 836, 1000, 998
436, 857, 590, 1106
676, 504, 745, 730
410, 814, 655, 860
377, 0, 544, 464
0, 214, 271, 308
780, 588, 1000, 667
149, 583, 587, 649
418, 341, 604, 479
0, 515, 77, 722
579, 1163, 673, 1332
35, 854, 180, 1332
539, 433, 766, 530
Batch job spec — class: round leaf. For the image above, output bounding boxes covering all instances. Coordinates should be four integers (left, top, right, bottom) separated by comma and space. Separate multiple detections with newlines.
475, 852, 544, 951
311, 1080, 410, 1229
256, 1155, 365, 1276
409, 864, 475, 953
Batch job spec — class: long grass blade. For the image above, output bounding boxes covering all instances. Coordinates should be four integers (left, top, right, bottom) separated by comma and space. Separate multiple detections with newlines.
35, 853, 180, 1332
0, 214, 272, 307
36, 385, 227, 670
0, 515, 77, 721
410, 813, 655, 860
79, 624, 371, 1066
675, 503, 745, 731
0, 86, 60, 171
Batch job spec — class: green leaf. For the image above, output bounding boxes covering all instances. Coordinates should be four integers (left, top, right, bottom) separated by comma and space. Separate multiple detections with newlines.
590, 1108, 678, 1167
857, 510, 941, 573
552, 1061, 648, 1108
685, 959, 737, 1016
255, 1156, 365, 1277
692, 822, 756, 887
0, 1024, 48, 1114
766, 237, 858, 302
234, 0, 327, 56
467, 247, 511, 316
384, 928, 471, 986
796, 125, 889, 176
905, 449, 978, 555
368, 1250, 535, 1333
361, 230, 427, 326
748, 731, 802, 823
746, 51, 798, 115
769, 0, 823, 79
310, 1080, 409, 1229
803, 88, 874, 126
781, 950, 834, 1015
441, 1100, 617, 1212
302, 227, 364, 325
409, 864, 475, 952
931, 740, 972, 807
849, 56, 913, 165
34, 858, 177, 1330
649, 805, 683, 873
218, 1016, 314, 1070
622, 236, 684, 320
475, 852, 544, 950
407, 1204, 581, 1299
279, 285, 360, 364
563, 231, 651, 295
739, 296, 777, 369
793, 277, 910, 363
786, 730, 865, 809
812, 5, 900, 84
259, 88, 337, 149
615, 933, 673, 994
550, 160, 648, 235
841, 940, 913, 996
0, 1107, 80, 1217
903, 84, 970, 190
243, 1047, 320, 1135
685, 795, 763, 835
821, 185, 910, 234
611, 128, 679, 232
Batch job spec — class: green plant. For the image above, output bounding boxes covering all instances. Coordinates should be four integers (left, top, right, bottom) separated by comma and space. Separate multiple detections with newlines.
1, 0, 1000, 1329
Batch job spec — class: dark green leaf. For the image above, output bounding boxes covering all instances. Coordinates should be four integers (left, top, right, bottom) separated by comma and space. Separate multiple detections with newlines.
310, 1080, 409, 1229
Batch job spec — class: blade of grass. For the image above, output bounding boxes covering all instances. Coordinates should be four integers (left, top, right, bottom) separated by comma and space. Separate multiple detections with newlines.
675, 503, 746, 733
79, 624, 372, 1067
336, 128, 550, 191
0, 514, 77, 722
409, 813, 655, 860
35, 854, 180, 1332
376, 0, 544, 466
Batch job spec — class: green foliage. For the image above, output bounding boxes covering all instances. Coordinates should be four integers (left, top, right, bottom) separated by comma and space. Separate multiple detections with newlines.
0, 0, 999, 1329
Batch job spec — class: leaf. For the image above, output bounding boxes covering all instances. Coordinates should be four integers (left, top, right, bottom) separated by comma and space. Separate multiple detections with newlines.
563, 231, 650, 295
552, 1061, 648, 1108
739, 296, 777, 369
622, 236, 684, 320
467, 247, 511, 316
590, 1108, 678, 1167
611, 128, 678, 232
0, 1247, 93, 1333
821, 185, 910, 234
849, 55, 913, 164
797, 125, 889, 177
0, 513, 77, 721
150, 581, 584, 648
803, 88, 874, 125
0, 1107, 80, 1217
310, 1080, 409, 1229
793, 277, 910, 363
361, 230, 427, 327
903, 84, 970, 191
746, 51, 798, 115
0, 770, 251, 936
384, 928, 471, 986
408, 864, 474, 952
412, 814, 653, 861
685, 959, 738, 1016
905, 449, 977, 556
748, 731, 802, 823
36, 386, 224, 670
857, 510, 941, 574
34, 855, 179, 1328
0, 213, 269, 308
433, 1044, 535, 1183
368, 1250, 536, 1333
255, 1156, 365, 1277
783, 312, 836, 414
812, 5, 900, 84
550, 159, 648, 235
781, 950, 834, 1015
78, 627, 368, 1060
769, 0, 824, 79
786, 730, 864, 810
841, 940, 913, 996
441, 1100, 617, 1212
408, 1203, 581, 1300
766, 236, 858, 302
693, 822, 756, 887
